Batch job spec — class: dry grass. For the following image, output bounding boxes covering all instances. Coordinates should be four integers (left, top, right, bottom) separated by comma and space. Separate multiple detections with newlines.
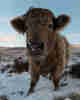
54, 93, 80, 100
0, 95, 8, 100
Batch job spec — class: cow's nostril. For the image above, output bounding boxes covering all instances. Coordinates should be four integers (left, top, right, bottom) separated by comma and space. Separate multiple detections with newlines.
27, 42, 30, 48
27, 40, 32, 48
27, 40, 44, 50
40, 42, 44, 50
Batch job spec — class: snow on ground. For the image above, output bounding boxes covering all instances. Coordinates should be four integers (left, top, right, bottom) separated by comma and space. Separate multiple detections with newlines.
0, 47, 80, 100
0, 70, 80, 100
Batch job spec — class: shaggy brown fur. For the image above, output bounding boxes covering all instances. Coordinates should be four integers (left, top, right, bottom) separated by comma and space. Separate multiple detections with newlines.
8, 57, 29, 74
10, 8, 70, 96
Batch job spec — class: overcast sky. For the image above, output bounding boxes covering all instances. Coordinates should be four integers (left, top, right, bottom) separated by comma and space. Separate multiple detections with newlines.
0, 0, 80, 47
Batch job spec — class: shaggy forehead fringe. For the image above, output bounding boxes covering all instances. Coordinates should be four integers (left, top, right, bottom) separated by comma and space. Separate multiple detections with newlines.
23, 7, 54, 17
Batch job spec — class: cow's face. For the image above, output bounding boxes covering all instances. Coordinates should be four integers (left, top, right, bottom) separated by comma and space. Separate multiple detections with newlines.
10, 8, 70, 58
25, 8, 55, 57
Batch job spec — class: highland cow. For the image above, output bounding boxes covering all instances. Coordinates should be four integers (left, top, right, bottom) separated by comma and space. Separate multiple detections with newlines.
10, 8, 70, 96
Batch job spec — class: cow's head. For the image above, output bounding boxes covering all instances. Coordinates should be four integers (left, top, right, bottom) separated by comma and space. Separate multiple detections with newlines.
10, 8, 70, 58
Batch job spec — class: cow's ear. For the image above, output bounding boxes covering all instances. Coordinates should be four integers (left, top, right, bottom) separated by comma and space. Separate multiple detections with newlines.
55, 15, 70, 31
10, 16, 26, 34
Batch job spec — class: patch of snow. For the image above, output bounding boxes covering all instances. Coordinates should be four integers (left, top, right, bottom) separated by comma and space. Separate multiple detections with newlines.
0, 52, 79, 100
0, 70, 79, 100
65, 98, 72, 100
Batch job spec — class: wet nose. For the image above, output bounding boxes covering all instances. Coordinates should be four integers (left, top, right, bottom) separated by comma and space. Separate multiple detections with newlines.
27, 40, 44, 50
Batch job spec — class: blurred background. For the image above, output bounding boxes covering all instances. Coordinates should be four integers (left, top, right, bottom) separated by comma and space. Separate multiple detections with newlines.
0, 0, 79, 47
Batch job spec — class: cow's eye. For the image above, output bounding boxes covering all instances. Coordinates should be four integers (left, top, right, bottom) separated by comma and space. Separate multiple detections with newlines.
48, 24, 53, 32
48, 24, 53, 29
25, 25, 28, 30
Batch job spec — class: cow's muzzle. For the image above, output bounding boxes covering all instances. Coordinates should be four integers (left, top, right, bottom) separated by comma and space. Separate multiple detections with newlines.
27, 40, 44, 56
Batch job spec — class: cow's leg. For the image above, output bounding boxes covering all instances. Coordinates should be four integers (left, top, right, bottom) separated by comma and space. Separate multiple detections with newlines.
52, 71, 60, 90
27, 63, 40, 96
52, 54, 65, 90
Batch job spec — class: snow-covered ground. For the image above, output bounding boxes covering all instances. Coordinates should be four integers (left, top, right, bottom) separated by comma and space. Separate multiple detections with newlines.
0, 47, 80, 100
0, 71, 80, 100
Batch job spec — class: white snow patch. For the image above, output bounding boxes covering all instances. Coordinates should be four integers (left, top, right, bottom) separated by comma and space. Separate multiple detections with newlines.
0, 70, 79, 100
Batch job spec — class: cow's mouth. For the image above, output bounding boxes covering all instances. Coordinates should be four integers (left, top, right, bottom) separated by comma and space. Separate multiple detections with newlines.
27, 40, 44, 56
31, 47, 42, 56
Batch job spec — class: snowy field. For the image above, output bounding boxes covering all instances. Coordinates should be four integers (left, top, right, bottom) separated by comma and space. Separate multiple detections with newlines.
0, 47, 80, 100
